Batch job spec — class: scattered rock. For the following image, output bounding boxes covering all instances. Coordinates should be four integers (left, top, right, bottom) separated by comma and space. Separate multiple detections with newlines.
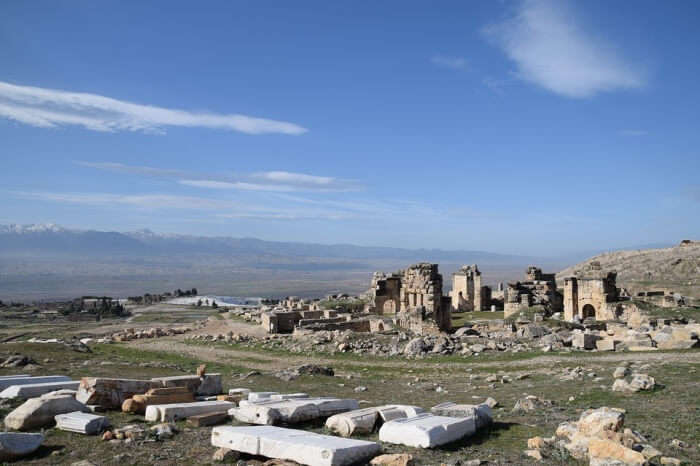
512, 395, 551, 413
212, 447, 240, 463
369, 453, 414, 466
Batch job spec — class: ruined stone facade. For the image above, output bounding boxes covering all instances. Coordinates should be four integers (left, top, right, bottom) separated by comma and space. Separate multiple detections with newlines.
503, 266, 563, 319
450, 265, 490, 312
563, 262, 622, 322
368, 263, 451, 333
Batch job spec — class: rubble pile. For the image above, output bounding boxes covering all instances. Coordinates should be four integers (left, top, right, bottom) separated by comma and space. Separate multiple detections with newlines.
526, 407, 681, 465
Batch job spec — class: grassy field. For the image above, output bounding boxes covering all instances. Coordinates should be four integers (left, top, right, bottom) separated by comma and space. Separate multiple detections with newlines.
1, 337, 698, 465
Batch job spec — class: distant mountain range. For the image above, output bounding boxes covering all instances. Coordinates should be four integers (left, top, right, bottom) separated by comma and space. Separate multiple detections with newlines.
0, 223, 686, 301
0, 223, 530, 263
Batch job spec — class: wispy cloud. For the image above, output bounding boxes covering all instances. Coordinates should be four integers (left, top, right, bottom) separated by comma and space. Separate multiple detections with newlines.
78, 161, 359, 193
483, 0, 647, 98
431, 55, 468, 70
0, 81, 307, 135
11, 189, 439, 222
619, 129, 648, 136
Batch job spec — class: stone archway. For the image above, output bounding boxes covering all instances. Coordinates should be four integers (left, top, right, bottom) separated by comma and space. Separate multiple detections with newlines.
377, 322, 385, 332
582, 304, 596, 320
383, 300, 396, 314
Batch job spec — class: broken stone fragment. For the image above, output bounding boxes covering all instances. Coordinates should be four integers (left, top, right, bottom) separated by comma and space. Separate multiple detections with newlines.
325, 405, 423, 437
369, 453, 414, 466
5, 391, 90, 431
0, 432, 44, 462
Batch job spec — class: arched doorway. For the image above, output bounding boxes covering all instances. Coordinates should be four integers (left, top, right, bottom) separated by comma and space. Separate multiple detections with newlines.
383, 300, 396, 314
377, 322, 385, 332
582, 304, 596, 320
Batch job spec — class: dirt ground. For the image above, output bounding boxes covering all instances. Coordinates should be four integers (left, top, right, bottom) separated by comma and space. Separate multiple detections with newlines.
0, 307, 698, 465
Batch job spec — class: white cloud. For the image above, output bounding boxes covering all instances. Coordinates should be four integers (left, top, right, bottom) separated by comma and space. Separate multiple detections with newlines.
431, 55, 468, 70
79, 161, 359, 193
0, 81, 307, 135
253, 171, 334, 186
10, 190, 379, 221
483, 0, 647, 98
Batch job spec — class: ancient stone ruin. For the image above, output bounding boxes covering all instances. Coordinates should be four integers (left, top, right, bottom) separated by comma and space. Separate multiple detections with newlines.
503, 266, 563, 319
563, 261, 624, 322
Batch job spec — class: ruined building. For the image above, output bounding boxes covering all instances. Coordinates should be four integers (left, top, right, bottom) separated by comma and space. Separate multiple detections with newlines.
563, 262, 623, 322
503, 266, 563, 318
450, 265, 490, 312
368, 263, 451, 333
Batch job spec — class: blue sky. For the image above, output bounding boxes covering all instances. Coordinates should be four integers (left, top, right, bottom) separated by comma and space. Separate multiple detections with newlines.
1, 0, 698, 255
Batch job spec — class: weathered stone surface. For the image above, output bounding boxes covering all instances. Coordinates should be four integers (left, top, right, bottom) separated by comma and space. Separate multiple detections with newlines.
512, 395, 551, 413
211, 425, 381, 466
151, 374, 223, 396
325, 405, 423, 437
145, 401, 235, 422
270, 393, 310, 400
0, 375, 71, 391
55, 411, 110, 434
5, 391, 90, 430
588, 438, 646, 466
369, 453, 414, 466
150, 422, 177, 440
232, 398, 359, 425
76, 378, 156, 410
430, 402, 492, 429
595, 338, 616, 351
379, 413, 475, 448
248, 392, 279, 402
577, 407, 625, 437
0, 432, 44, 461
613, 366, 630, 379
187, 411, 229, 427
122, 386, 194, 414
212, 447, 240, 462
0, 381, 80, 399
572, 333, 599, 350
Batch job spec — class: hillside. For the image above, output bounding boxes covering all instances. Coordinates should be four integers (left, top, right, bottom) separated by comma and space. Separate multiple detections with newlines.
556, 240, 700, 298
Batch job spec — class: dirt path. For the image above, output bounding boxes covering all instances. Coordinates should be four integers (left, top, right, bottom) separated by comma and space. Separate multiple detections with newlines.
129, 337, 700, 373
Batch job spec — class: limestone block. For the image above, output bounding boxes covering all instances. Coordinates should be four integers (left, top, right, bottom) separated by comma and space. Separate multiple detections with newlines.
0, 376, 71, 391
55, 411, 110, 434
572, 333, 599, 350
270, 393, 309, 400
429, 402, 492, 429
595, 338, 616, 351
145, 400, 235, 422
228, 388, 251, 398
122, 387, 194, 414
326, 405, 423, 437
231, 398, 359, 425
0, 381, 80, 399
151, 374, 222, 396
5, 391, 90, 431
76, 378, 157, 410
211, 425, 381, 466
379, 413, 475, 448
187, 411, 229, 427
0, 432, 44, 461
248, 391, 279, 402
